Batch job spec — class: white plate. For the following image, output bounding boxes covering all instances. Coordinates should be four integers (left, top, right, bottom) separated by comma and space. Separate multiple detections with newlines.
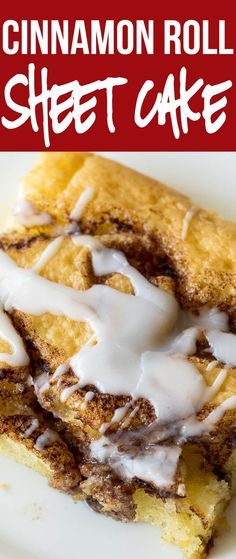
0, 152, 235, 559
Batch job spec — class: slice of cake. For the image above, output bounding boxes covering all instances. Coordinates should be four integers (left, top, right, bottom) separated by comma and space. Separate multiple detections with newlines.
1, 152, 236, 558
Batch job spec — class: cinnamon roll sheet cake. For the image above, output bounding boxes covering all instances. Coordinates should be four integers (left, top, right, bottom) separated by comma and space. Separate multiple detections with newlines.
1, 152, 236, 558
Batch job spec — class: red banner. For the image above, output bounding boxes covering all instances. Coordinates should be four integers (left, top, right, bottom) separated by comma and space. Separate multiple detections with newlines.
0, 2, 235, 151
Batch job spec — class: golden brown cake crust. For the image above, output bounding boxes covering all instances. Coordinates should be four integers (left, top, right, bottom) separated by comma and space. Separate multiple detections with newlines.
0, 230, 235, 451
1, 153, 236, 559
11, 151, 236, 312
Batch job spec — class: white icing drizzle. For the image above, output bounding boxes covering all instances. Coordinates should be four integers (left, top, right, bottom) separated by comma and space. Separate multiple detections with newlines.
176, 483, 186, 497
34, 372, 50, 395
14, 197, 52, 227
170, 326, 200, 356
33, 236, 63, 273
85, 390, 95, 401
34, 428, 60, 451
0, 235, 235, 488
121, 405, 140, 429
91, 388, 235, 489
99, 403, 132, 434
178, 394, 236, 440
81, 390, 95, 410
201, 367, 228, 405
0, 242, 231, 421
111, 404, 131, 424
99, 422, 111, 435
51, 222, 80, 237
22, 418, 39, 439
0, 306, 29, 367
72, 235, 102, 251
51, 362, 69, 382
60, 382, 80, 403
91, 437, 181, 489
206, 360, 219, 371
65, 223, 81, 235
181, 206, 196, 240
26, 374, 34, 386
201, 395, 236, 427
138, 354, 209, 423
170, 306, 228, 336
70, 187, 93, 221
207, 330, 236, 366
185, 306, 228, 330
